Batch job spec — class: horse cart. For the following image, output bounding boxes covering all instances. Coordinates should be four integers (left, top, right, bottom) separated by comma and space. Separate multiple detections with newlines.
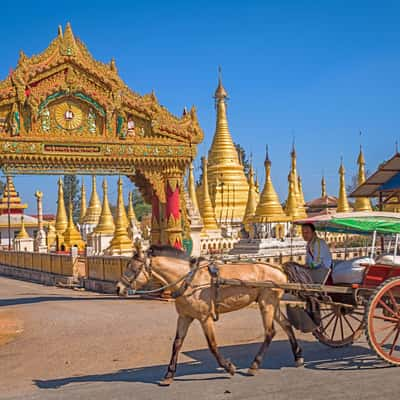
219, 212, 400, 366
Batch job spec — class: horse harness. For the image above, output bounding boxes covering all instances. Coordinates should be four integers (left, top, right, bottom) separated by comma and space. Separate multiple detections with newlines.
120, 253, 153, 290
172, 257, 222, 321
123, 252, 222, 321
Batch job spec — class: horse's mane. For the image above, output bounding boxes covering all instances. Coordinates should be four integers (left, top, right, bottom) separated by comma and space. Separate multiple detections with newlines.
149, 245, 190, 260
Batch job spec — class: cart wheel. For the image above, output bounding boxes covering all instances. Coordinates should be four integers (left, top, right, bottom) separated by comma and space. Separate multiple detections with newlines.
365, 276, 400, 366
313, 303, 365, 347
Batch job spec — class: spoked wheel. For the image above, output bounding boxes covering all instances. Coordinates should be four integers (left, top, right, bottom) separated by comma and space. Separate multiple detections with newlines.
365, 276, 400, 366
313, 303, 365, 347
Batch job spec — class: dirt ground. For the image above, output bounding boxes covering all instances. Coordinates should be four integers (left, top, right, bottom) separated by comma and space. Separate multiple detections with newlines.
0, 275, 399, 400
0, 309, 23, 346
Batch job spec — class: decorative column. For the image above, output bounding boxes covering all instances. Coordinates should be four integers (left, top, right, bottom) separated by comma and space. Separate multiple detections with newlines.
151, 192, 161, 245
35, 191, 44, 231
34, 190, 47, 252
165, 171, 183, 249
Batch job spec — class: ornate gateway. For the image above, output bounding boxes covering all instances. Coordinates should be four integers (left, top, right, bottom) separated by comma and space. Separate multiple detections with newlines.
0, 23, 203, 249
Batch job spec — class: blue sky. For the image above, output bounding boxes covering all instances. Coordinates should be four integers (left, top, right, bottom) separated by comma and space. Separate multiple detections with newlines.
1, 0, 400, 214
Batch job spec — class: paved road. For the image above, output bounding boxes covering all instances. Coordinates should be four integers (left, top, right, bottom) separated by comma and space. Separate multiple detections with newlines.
0, 276, 398, 400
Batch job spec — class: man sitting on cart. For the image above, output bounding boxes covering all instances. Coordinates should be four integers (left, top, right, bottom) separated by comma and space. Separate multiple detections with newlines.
302, 223, 332, 275
284, 223, 333, 327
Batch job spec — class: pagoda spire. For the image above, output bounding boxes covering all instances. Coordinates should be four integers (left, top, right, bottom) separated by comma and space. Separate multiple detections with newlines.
127, 192, 138, 224
207, 69, 249, 222
16, 216, 30, 239
199, 157, 218, 231
337, 159, 351, 213
187, 163, 200, 213
79, 179, 87, 225
285, 172, 299, 219
254, 146, 287, 222
209, 69, 238, 166
298, 176, 306, 213
109, 177, 133, 253
94, 178, 115, 234
243, 163, 258, 231
0, 176, 28, 215
84, 176, 101, 225
55, 178, 68, 234
289, 143, 306, 217
354, 146, 372, 211
63, 199, 85, 249
321, 175, 327, 198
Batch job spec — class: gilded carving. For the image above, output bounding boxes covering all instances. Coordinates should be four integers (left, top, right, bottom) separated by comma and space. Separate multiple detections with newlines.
0, 23, 205, 249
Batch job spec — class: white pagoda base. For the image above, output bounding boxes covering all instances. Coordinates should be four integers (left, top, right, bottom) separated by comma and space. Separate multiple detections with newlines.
230, 237, 306, 256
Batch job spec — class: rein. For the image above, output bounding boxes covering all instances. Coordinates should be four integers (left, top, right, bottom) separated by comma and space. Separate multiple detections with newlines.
124, 254, 203, 297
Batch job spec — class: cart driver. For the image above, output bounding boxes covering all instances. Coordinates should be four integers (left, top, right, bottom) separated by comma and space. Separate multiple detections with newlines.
302, 223, 332, 271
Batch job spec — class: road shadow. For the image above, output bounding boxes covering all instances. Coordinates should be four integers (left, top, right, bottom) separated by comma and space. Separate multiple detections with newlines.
0, 296, 122, 307
33, 339, 391, 390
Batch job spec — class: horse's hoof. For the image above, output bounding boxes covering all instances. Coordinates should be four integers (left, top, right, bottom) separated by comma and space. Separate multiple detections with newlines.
295, 357, 304, 368
247, 368, 258, 376
159, 378, 173, 386
226, 362, 236, 376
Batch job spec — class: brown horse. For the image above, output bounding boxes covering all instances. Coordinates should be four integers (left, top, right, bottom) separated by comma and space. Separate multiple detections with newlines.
116, 245, 303, 386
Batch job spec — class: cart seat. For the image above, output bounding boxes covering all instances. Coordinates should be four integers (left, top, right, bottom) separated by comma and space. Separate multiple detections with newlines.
332, 257, 374, 284
376, 254, 400, 265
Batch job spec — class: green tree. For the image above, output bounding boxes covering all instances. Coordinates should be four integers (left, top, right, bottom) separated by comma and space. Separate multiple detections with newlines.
63, 175, 81, 223
132, 187, 151, 221
0, 179, 5, 197
234, 143, 250, 177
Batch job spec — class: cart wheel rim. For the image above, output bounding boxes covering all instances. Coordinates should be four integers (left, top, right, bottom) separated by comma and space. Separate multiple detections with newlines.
367, 278, 400, 365
313, 304, 365, 348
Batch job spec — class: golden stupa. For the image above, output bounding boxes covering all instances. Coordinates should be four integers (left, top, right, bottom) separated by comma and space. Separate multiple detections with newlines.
255, 173, 261, 204
298, 176, 306, 212
94, 178, 115, 234
354, 147, 372, 212
337, 159, 351, 213
127, 192, 138, 224
62, 200, 85, 250
55, 177, 68, 235
109, 177, 133, 253
16, 216, 30, 239
47, 223, 56, 249
199, 157, 219, 232
286, 172, 304, 220
79, 180, 87, 225
254, 147, 288, 223
83, 176, 101, 225
288, 145, 307, 218
187, 163, 200, 213
243, 163, 259, 232
0, 176, 28, 215
207, 70, 249, 223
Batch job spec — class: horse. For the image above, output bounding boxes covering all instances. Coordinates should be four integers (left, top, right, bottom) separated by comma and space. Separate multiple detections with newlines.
116, 245, 303, 386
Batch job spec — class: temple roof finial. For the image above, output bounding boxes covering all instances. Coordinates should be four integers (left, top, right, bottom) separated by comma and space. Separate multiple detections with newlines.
321, 175, 327, 198
214, 66, 228, 100
265, 144, 270, 165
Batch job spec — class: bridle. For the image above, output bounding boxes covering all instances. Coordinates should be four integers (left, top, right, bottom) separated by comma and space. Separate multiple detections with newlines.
120, 251, 153, 290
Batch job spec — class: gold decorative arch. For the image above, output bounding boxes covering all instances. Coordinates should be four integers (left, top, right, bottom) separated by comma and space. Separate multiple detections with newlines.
0, 23, 203, 247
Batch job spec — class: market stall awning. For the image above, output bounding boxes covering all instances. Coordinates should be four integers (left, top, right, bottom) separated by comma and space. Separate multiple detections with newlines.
295, 211, 400, 235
